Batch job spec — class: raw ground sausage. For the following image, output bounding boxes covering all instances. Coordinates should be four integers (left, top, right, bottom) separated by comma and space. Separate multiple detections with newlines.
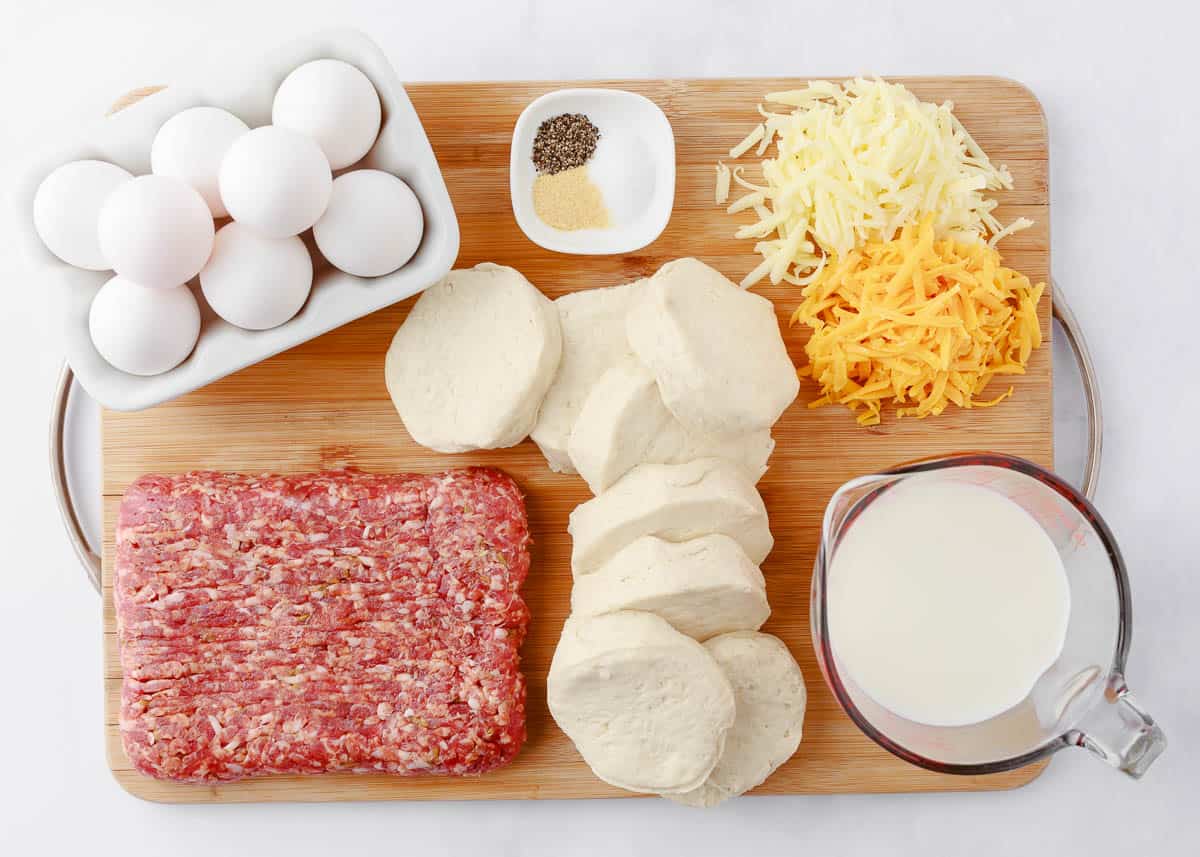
115, 468, 530, 783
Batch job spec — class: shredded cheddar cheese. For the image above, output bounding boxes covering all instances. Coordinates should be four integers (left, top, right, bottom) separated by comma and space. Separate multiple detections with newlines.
791, 217, 1045, 426
721, 78, 1031, 288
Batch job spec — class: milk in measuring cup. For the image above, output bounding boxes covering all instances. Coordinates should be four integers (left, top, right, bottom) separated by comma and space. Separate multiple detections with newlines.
827, 477, 1071, 727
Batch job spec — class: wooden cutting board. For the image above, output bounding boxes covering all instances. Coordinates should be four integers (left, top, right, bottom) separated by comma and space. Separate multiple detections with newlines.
102, 77, 1051, 802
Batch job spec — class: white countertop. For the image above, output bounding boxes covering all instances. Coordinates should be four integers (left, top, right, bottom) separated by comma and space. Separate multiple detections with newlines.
1, 1, 1196, 854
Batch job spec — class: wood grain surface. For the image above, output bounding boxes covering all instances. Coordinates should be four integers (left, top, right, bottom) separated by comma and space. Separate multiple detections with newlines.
102, 77, 1052, 802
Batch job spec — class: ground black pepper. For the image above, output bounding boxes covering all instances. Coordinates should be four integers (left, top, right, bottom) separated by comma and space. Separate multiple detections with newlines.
532, 113, 600, 175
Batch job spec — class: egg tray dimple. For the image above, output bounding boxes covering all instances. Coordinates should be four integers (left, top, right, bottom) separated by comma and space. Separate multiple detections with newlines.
13, 28, 460, 412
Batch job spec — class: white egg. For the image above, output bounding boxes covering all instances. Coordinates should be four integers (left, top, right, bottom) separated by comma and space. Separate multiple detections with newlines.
219, 126, 332, 238
98, 175, 215, 288
200, 222, 313, 330
272, 59, 382, 170
313, 170, 424, 277
89, 276, 201, 375
151, 106, 249, 217
33, 160, 132, 269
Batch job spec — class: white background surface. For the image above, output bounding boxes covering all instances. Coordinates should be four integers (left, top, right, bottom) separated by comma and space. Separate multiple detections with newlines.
1, 1, 1196, 854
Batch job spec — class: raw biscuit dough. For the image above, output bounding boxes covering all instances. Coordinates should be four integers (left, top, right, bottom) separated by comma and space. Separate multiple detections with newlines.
667, 632, 807, 807
547, 611, 736, 794
571, 534, 770, 640
530, 280, 642, 472
385, 263, 562, 452
568, 458, 773, 576
626, 258, 799, 436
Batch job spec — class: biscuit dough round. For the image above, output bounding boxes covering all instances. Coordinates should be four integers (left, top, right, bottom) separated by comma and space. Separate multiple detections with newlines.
547, 611, 736, 794
667, 632, 807, 807
530, 281, 642, 473
385, 263, 562, 452
568, 458, 773, 576
568, 357, 774, 495
571, 535, 769, 641
626, 258, 800, 436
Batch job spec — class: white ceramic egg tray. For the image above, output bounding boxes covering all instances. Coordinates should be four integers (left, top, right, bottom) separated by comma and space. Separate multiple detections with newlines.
14, 29, 460, 412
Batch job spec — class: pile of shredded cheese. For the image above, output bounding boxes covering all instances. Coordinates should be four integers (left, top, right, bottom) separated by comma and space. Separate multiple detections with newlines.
792, 217, 1045, 426
719, 78, 1031, 288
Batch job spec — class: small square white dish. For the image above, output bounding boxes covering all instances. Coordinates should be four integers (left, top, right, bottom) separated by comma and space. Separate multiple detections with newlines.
509, 88, 675, 255
14, 29, 460, 412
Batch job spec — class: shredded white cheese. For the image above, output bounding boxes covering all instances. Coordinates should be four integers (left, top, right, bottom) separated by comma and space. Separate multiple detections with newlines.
987, 216, 1035, 247
720, 78, 1032, 288
714, 161, 731, 204
729, 123, 765, 159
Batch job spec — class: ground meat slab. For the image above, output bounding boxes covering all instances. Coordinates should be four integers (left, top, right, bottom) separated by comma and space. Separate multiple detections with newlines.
115, 468, 531, 783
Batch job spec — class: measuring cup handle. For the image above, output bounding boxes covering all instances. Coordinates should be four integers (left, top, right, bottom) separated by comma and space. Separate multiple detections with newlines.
1067, 675, 1166, 778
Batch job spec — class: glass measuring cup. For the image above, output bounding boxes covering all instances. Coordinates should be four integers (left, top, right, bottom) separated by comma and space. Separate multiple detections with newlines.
811, 453, 1166, 778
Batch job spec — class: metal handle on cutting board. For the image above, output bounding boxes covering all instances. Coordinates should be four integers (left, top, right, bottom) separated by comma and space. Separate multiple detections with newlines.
51, 362, 103, 592
1053, 280, 1104, 500
50, 281, 1104, 596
